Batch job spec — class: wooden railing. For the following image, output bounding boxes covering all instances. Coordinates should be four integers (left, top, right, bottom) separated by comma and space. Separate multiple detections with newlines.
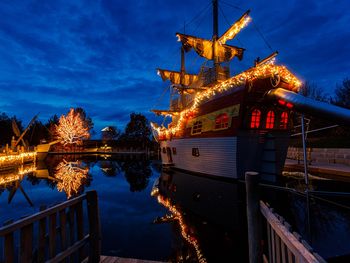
260, 201, 326, 263
0, 190, 101, 263
245, 172, 326, 263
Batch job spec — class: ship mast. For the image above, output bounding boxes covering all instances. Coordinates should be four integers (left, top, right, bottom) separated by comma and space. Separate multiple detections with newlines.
213, 0, 219, 81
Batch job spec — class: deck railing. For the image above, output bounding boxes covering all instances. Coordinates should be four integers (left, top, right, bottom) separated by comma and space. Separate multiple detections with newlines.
0, 190, 100, 263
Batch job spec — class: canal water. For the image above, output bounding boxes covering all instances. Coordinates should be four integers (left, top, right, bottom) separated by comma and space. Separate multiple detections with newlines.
1, 154, 350, 262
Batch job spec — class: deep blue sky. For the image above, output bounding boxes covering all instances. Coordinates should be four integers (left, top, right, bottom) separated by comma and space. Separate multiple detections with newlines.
0, 0, 349, 136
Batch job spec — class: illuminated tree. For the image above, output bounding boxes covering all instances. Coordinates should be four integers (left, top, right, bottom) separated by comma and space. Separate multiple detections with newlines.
55, 108, 90, 145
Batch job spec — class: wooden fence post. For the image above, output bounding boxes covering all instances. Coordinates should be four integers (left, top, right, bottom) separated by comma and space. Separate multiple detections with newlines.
86, 191, 101, 263
245, 171, 262, 263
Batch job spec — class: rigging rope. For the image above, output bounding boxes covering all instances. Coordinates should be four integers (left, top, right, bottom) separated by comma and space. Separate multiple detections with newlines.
220, 1, 245, 11
218, 5, 245, 47
251, 20, 274, 52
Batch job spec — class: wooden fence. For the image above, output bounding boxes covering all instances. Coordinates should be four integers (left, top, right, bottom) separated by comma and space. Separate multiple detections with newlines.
260, 201, 326, 263
0, 190, 100, 263
245, 172, 326, 263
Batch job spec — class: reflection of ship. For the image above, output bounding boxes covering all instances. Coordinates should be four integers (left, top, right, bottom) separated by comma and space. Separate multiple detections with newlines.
151, 0, 350, 181
152, 170, 248, 262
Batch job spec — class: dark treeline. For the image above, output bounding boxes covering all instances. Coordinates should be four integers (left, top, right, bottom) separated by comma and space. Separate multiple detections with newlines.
292, 78, 350, 147
0, 110, 155, 151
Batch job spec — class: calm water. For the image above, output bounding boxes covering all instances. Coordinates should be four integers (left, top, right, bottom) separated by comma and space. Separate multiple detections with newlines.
1, 155, 350, 262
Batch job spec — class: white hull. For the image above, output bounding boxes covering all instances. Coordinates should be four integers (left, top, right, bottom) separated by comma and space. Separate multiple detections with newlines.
160, 137, 237, 178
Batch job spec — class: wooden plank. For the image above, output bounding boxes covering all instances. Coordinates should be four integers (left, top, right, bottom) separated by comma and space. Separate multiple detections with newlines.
271, 226, 276, 263
68, 205, 75, 263
4, 232, 14, 263
76, 202, 84, 261
267, 222, 272, 262
275, 235, 281, 263
260, 201, 319, 263
0, 194, 86, 236
59, 209, 67, 252
38, 215, 47, 262
46, 235, 89, 263
49, 213, 57, 259
281, 241, 286, 263
86, 191, 101, 263
287, 249, 293, 263
19, 223, 33, 263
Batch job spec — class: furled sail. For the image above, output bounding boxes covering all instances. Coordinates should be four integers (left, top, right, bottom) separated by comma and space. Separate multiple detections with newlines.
176, 33, 245, 62
218, 10, 251, 44
157, 69, 198, 86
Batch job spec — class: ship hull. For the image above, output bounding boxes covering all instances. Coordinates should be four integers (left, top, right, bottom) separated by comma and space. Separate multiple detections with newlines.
159, 130, 289, 181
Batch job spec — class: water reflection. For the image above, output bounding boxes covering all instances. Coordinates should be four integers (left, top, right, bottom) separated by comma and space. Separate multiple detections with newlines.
152, 170, 248, 263
0, 155, 172, 261
121, 159, 152, 192
55, 160, 90, 198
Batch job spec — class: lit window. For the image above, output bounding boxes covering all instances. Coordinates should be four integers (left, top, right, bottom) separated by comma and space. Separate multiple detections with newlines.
192, 121, 202, 134
215, 113, 229, 129
280, 112, 288, 129
266, 111, 275, 129
250, 109, 261, 128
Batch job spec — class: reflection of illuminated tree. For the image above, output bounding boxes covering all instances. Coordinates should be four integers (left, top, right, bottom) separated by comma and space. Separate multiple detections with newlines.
55, 108, 90, 145
55, 160, 89, 198
122, 160, 152, 192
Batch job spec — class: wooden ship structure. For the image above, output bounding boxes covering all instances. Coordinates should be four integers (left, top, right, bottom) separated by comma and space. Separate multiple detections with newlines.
151, 0, 350, 181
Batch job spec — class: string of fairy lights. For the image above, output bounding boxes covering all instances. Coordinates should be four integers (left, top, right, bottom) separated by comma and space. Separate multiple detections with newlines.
151, 62, 302, 139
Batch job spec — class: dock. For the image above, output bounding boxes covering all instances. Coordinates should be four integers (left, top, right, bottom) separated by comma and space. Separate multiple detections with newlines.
84, 256, 165, 263
284, 159, 350, 180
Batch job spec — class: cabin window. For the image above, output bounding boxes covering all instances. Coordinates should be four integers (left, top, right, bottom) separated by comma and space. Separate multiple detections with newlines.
192, 148, 200, 157
280, 112, 288, 129
172, 147, 177, 155
162, 147, 166, 153
250, 109, 261, 128
192, 121, 203, 134
215, 113, 229, 129
266, 110, 275, 129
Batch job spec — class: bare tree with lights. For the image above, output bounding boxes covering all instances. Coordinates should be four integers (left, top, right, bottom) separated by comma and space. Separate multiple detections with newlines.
55, 108, 90, 146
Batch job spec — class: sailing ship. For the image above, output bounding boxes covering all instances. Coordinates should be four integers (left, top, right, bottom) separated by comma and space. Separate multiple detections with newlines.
150, 0, 349, 181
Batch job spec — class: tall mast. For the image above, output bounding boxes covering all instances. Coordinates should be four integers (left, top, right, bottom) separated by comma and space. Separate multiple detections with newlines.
180, 23, 186, 109
212, 0, 219, 80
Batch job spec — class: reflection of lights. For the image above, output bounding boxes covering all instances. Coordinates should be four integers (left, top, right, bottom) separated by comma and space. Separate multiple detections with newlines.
0, 152, 37, 168
0, 164, 36, 186
0, 174, 21, 186
153, 191, 207, 263
55, 160, 89, 199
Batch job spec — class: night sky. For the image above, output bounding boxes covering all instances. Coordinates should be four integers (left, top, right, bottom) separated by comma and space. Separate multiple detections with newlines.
0, 0, 349, 136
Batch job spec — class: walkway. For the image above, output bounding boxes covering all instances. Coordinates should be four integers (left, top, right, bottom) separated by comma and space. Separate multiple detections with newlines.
83, 256, 165, 263
284, 159, 350, 180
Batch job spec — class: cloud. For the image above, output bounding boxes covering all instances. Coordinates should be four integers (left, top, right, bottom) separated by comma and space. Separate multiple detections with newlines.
0, 0, 349, 137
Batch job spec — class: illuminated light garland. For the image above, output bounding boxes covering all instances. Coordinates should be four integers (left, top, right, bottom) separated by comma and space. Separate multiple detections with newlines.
55, 160, 89, 199
219, 15, 252, 44
152, 62, 302, 139
55, 108, 90, 145
0, 152, 37, 169
154, 193, 207, 263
